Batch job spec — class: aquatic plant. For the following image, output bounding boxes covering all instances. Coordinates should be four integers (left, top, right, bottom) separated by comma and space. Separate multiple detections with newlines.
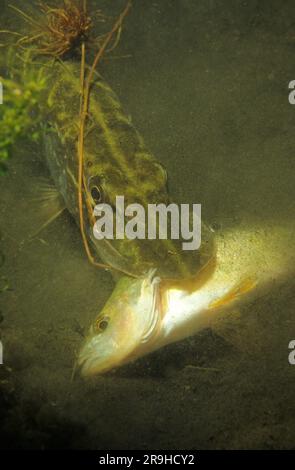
10, 1, 91, 57
9, 1, 120, 59
0, 51, 47, 173
76, 1, 133, 273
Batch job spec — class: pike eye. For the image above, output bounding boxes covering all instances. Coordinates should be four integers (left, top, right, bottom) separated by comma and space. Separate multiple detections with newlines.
88, 175, 104, 204
91, 185, 103, 204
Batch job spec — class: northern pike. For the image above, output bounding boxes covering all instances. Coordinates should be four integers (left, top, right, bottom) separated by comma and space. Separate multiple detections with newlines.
41, 59, 215, 280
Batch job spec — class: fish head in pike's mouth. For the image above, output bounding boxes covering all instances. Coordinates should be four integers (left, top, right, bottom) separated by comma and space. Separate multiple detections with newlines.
77, 269, 163, 376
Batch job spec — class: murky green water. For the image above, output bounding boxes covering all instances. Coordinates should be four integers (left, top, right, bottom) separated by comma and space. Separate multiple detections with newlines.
1, 0, 295, 449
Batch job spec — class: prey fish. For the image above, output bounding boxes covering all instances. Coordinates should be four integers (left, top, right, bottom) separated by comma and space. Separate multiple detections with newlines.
78, 269, 163, 375
78, 224, 291, 376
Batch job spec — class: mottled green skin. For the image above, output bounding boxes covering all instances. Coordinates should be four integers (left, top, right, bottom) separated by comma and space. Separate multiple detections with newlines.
41, 60, 214, 279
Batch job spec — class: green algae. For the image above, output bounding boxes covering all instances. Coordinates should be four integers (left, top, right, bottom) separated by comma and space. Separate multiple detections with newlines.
0, 50, 47, 174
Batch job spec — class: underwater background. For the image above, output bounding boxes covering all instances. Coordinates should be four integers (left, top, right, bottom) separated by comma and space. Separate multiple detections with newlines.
1, 0, 295, 449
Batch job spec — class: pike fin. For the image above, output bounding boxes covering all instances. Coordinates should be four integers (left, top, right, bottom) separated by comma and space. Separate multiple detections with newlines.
29, 179, 66, 237
209, 278, 257, 310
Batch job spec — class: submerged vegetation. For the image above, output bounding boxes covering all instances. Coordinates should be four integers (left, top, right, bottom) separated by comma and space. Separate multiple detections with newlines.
11, 1, 93, 57
9, 1, 123, 59
0, 51, 47, 174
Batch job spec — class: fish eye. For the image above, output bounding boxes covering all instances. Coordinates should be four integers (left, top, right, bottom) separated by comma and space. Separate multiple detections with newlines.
90, 185, 103, 204
88, 176, 104, 204
99, 319, 109, 331
95, 316, 109, 332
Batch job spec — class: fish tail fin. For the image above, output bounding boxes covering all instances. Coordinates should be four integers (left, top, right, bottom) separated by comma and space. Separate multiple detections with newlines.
209, 278, 257, 310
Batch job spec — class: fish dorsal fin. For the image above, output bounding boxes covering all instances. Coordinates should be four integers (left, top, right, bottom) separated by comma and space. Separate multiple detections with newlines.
29, 178, 66, 237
